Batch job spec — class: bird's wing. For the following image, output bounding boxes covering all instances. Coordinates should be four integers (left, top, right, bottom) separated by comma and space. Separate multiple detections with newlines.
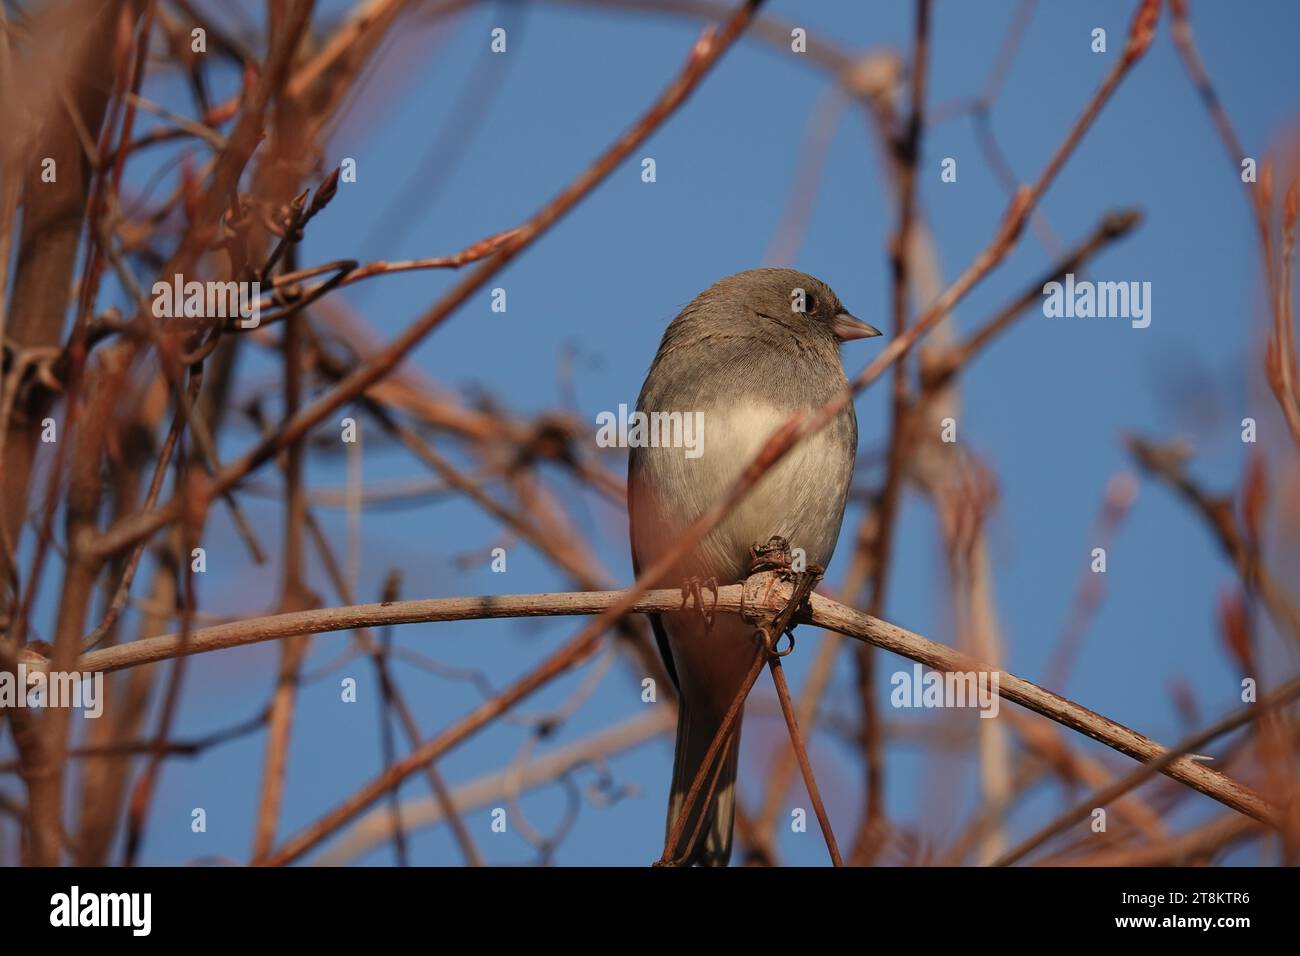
628, 450, 680, 692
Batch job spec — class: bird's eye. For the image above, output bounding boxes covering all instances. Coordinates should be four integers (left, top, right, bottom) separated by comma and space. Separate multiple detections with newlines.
804, 293, 818, 314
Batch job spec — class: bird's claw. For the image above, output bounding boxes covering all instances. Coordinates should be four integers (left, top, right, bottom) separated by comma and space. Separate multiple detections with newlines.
748, 535, 793, 575
747, 535, 823, 582
746, 536, 824, 658
679, 575, 720, 630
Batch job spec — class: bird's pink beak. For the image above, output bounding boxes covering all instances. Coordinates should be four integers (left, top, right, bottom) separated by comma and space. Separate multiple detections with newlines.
832, 311, 882, 342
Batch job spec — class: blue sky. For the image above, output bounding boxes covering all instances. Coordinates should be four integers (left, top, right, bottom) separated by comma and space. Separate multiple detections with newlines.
9, 0, 1299, 866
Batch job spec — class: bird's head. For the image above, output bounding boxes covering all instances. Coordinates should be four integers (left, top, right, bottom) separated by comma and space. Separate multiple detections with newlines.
699, 268, 881, 347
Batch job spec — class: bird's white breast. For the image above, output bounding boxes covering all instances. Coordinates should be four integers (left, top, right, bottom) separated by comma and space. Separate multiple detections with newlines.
630, 401, 854, 583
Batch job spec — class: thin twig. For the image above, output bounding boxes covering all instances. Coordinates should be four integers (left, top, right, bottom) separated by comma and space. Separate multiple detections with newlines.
767, 656, 842, 865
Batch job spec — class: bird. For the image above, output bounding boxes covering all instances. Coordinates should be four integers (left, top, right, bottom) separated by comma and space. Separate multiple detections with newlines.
628, 268, 880, 866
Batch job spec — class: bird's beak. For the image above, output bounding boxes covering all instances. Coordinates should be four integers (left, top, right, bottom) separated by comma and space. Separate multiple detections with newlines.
832, 311, 882, 342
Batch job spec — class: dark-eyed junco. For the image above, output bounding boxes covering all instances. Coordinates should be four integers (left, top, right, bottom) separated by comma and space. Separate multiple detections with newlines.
628, 268, 880, 865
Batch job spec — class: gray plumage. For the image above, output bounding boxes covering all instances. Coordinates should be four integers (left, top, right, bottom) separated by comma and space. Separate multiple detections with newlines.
628, 268, 879, 866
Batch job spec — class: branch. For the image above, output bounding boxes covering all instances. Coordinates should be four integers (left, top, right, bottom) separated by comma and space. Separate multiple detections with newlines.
995, 672, 1300, 865
313, 709, 674, 867
86, 0, 769, 564
1128, 435, 1300, 645
66, 571, 1283, 855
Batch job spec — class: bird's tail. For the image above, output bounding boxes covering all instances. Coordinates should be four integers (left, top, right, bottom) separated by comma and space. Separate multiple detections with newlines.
665, 699, 741, 867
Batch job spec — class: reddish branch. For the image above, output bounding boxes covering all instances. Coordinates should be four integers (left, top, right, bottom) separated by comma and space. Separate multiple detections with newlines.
53, 572, 1284, 863
86, 0, 770, 564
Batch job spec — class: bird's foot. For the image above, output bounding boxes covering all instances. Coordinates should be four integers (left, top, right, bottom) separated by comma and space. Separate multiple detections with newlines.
747, 535, 824, 583
747, 535, 793, 575
746, 537, 823, 657
679, 575, 720, 630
